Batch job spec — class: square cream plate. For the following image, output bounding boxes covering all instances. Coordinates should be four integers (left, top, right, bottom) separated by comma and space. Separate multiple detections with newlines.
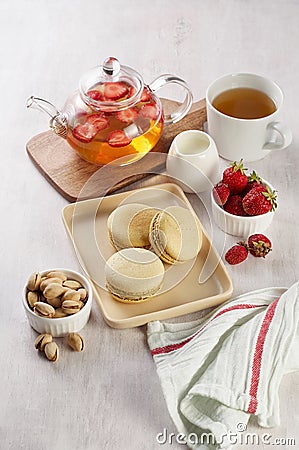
62, 183, 233, 328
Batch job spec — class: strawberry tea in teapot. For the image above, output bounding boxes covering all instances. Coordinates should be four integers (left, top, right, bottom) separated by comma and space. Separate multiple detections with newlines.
27, 57, 192, 166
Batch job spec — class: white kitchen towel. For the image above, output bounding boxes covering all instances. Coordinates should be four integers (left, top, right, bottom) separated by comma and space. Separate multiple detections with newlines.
147, 283, 299, 450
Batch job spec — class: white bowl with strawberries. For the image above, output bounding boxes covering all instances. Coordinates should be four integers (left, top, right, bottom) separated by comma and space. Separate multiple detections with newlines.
211, 160, 277, 237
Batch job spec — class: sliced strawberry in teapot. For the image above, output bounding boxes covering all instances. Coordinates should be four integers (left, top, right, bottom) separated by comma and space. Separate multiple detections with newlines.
72, 122, 98, 143
140, 87, 151, 102
107, 130, 132, 147
139, 103, 159, 120
86, 113, 109, 129
128, 86, 137, 98
115, 107, 139, 123
72, 113, 109, 143
103, 82, 128, 100
128, 86, 151, 102
87, 89, 104, 101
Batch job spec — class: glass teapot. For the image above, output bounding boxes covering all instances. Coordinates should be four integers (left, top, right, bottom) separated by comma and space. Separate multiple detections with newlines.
27, 56, 193, 165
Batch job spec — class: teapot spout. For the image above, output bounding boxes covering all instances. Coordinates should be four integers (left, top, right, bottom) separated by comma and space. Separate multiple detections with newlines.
26, 96, 68, 139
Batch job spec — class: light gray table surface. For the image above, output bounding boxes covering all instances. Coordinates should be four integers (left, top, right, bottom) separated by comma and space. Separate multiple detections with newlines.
1, 1, 298, 449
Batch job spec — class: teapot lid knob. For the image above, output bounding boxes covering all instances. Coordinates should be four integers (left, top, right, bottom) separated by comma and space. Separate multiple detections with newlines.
102, 57, 120, 77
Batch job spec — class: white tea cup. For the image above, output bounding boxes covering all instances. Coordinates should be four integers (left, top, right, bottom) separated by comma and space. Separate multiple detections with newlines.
206, 73, 292, 162
166, 130, 220, 193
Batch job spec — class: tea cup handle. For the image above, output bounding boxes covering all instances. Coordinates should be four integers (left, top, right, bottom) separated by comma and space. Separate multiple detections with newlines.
149, 74, 193, 125
263, 121, 292, 151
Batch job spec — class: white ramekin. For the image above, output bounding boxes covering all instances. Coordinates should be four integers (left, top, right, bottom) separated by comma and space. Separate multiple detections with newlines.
211, 179, 276, 237
22, 268, 92, 337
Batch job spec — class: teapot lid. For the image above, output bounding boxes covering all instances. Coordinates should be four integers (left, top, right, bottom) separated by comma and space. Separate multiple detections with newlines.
79, 57, 144, 111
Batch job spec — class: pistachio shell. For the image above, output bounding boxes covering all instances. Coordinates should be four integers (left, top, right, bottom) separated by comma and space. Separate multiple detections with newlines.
53, 308, 67, 318
67, 333, 84, 352
78, 301, 85, 309
77, 288, 87, 301
46, 271, 67, 282
39, 293, 48, 303
62, 289, 81, 302
34, 333, 52, 351
63, 280, 82, 290
33, 302, 55, 318
62, 300, 81, 315
27, 290, 39, 308
47, 296, 62, 308
43, 283, 66, 299
27, 272, 41, 291
40, 277, 63, 291
44, 342, 59, 362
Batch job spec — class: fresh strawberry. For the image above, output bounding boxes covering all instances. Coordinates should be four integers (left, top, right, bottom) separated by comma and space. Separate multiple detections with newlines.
107, 130, 132, 147
242, 185, 277, 216
212, 182, 230, 206
86, 113, 109, 130
87, 89, 104, 101
242, 171, 265, 196
72, 122, 98, 143
140, 86, 151, 102
115, 107, 139, 123
139, 103, 159, 120
224, 195, 247, 216
248, 234, 272, 257
222, 159, 248, 194
103, 82, 128, 100
225, 244, 248, 265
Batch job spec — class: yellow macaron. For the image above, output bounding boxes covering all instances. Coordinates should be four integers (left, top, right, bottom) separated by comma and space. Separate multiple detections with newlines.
105, 248, 165, 303
107, 203, 160, 250
149, 206, 202, 264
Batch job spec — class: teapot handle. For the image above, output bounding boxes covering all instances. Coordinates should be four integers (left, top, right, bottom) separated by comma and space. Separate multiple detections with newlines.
149, 74, 193, 125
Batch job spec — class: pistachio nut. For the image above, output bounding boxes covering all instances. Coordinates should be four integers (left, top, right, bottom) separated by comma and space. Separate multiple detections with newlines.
67, 333, 84, 352
62, 289, 81, 303
77, 288, 87, 301
47, 296, 62, 308
53, 308, 67, 318
33, 302, 55, 318
27, 290, 39, 308
62, 300, 81, 315
63, 280, 82, 290
40, 277, 63, 291
44, 342, 59, 362
46, 271, 67, 282
78, 301, 85, 309
43, 283, 66, 300
39, 293, 47, 303
27, 272, 41, 291
34, 333, 52, 351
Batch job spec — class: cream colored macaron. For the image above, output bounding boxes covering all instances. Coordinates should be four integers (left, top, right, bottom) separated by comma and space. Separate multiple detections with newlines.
149, 206, 202, 264
105, 248, 165, 303
107, 203, 160, 250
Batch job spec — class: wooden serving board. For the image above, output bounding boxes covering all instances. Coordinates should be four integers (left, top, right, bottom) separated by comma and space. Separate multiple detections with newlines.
26, 99, 206, 202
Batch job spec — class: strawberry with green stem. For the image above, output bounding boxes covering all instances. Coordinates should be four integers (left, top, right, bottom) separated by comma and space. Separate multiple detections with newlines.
242, 170, 265, 196
248, 234, 272, 257
222, 159, 248, 194
242, 185, 277, 216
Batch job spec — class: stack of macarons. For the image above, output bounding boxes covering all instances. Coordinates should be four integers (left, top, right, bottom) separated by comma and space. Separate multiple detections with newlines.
105, 203, 202, 304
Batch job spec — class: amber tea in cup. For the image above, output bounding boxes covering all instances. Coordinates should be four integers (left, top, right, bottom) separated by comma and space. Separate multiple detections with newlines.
206, 73, 292, 161
212, 87, 277, 119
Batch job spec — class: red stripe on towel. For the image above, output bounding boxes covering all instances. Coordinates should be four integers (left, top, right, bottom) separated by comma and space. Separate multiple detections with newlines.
151, 303, 268, 356
247, 298, 280, 414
